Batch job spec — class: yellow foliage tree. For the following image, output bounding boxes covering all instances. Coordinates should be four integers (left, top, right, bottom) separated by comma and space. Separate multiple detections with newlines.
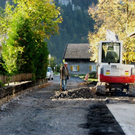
88, 0, 135, 63
0, 0, 62, 76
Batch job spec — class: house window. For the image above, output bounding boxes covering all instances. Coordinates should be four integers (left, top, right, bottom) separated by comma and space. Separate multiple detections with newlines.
92, 65, 96, 71
90, 65, 96, 72
73, 65, 78, 71
70, 65, 79, 71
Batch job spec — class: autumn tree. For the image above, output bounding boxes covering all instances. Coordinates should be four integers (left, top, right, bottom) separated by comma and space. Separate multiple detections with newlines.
0, 0, 62, 78
88, 0, 135, 63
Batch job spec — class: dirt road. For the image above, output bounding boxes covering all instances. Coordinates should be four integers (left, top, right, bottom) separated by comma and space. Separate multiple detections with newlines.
0, 75, 133, 135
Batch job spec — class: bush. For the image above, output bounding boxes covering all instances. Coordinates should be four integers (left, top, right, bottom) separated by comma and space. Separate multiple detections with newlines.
0, 81, 5, 87
89, 71, 97, 79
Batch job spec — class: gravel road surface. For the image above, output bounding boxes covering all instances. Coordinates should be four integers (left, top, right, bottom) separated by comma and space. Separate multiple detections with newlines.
0, 75, 134, 135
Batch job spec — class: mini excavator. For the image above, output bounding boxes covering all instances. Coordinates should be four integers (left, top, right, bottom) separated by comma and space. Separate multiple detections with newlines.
96, 31, 135, 95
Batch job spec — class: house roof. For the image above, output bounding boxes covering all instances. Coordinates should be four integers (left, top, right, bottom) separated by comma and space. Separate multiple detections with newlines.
63, 43, 92, 59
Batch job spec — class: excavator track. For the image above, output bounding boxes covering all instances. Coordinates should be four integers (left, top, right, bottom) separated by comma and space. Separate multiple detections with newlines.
96, 82, 135, 96
128, 83, 135, 96
96, 82, 106, 95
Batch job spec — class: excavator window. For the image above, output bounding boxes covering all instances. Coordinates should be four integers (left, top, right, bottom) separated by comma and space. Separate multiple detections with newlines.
102, 42, 120, 63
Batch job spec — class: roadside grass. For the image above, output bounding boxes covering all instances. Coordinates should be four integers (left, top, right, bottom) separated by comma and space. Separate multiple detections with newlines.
58, 73, 98, 82
71, 74, 98, 82
87, 78, 98, 82
54, 72, 60, 75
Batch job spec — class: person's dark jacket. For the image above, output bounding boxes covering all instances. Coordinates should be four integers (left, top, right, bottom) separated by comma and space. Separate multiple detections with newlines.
60, 66, 69, 80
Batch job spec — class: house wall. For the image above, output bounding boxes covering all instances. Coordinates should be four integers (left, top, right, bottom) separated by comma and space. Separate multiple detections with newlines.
66, 60, 96, 75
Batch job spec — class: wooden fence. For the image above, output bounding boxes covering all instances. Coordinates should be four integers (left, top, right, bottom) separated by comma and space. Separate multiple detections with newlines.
0, 73, 33, 84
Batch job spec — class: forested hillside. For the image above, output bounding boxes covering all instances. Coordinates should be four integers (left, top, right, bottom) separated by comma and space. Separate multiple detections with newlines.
0, 0, 98, 64
0, 0, 6, 8
48, 0, 97, 63
0, 0, 13, 8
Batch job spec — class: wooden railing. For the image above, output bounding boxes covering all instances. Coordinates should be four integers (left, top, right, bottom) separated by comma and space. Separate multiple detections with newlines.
0, 73, 33, 84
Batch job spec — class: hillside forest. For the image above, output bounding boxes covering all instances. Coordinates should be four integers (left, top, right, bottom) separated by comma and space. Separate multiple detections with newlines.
47, 0, 98, 63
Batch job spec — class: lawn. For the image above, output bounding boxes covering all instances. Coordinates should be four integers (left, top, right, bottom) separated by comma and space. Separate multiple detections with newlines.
72, 74, 98, 82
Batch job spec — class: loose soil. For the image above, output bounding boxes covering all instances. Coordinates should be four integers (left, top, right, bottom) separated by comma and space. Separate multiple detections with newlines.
54, 87, 95, 99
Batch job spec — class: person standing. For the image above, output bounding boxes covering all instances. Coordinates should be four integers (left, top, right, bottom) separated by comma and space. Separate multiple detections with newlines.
60, 62, 69, 91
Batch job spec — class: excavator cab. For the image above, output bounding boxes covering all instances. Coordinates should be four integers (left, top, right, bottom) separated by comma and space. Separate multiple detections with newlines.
99, 41, 122, 64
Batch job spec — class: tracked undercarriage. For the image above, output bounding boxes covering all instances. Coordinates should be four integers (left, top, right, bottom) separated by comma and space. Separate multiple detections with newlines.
96, 82, 135, 96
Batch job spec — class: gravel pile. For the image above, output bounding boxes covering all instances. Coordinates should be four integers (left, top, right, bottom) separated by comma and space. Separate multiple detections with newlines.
54, 87, 95, 99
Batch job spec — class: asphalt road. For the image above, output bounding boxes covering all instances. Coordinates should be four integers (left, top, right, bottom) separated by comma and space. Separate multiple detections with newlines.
0, 75, 134, 135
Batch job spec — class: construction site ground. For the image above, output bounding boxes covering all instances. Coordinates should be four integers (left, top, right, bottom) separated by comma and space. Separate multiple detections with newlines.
0, 75, 135, 135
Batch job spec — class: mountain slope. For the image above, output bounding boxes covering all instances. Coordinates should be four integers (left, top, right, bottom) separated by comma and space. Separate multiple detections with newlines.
48, 0, 97, 63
